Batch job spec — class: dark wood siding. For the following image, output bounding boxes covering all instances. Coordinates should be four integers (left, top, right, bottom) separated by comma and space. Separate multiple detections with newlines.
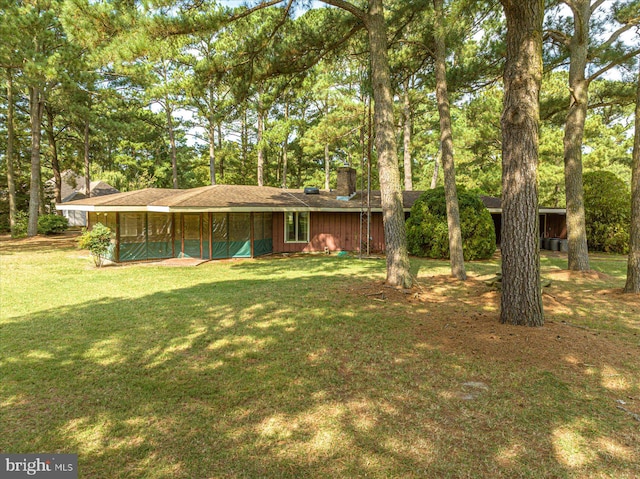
544, 213, 567, 239
272, 212, 386, 253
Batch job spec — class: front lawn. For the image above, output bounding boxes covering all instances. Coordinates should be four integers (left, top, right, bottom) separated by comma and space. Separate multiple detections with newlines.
1, 234, 639, 478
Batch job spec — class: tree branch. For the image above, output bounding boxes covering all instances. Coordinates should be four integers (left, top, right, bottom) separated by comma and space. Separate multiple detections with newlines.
544, 28, 571, 48
589, 0, 606, 16
588, 47, 640, 82
227, 0, 285, 23
597, 18, 640, 53
319, 0, 369, 27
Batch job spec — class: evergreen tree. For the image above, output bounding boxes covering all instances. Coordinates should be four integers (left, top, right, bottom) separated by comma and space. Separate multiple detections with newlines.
499, 0, 545, 326
625, 64, 640, 293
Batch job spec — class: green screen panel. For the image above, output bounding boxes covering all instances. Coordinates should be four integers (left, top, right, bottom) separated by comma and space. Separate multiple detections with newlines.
229, 240, 251, 258
120, 241, 147, 261
147, 213, 172, 259
211, 213, 229, 258
183, 240, 201, 258
229, 213, 250, 258
182, 214, 201, 258
254, 238, 272, 257
202, 214, 210, 259
264, 213, 273, 239
119, 213, 147, 261
253, 213, 264, 241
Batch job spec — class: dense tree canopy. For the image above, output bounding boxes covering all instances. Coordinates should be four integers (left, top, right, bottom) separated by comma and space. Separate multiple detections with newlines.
1, 0, 638, 301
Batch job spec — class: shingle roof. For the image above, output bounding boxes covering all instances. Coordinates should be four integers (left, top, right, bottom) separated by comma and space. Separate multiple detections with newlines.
56, 185, 563, 213
57, 185, 425, 211
60, 188, 178, 207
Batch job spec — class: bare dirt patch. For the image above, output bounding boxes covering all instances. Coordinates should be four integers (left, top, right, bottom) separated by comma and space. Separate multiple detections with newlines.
348, 277, 640, 379
544, 269, 612, 281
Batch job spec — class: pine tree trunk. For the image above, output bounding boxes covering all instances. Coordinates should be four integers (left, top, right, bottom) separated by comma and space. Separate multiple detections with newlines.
257, 109, 264, 187
564, 0, 591, 271
242, 107, 248, 180
368, 0, 412, 288
257, 91, 265, 187
218, 122, 224, 180
324, 143, 330, 190
6, 70, 17, 235
431, 148, 440, 189
434, 0, 466, 281
282, 101, 289, 188
166, 103, 178, 189
403, 79, 413, 191
84, 120, 91, 198
27, 86, 43, 237
209, 121, 216, 185
46, 107, 62, 205
499, 0, 544, 326
624, 65, 640, 294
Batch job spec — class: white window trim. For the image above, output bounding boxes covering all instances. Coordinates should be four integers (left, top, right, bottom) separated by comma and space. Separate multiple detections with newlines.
284, 212, 310, 243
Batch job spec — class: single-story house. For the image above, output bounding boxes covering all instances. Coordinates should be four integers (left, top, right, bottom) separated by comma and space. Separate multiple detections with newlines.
56, 167, 567, 263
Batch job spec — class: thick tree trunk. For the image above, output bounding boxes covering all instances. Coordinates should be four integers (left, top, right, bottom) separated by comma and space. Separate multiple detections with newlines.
368, 0, 412, 288
324, 143, 330, 190
499, 0, 544, 326
6, 70, 17, 235
403, 78, 413, 191
208, 121, 216, 185
27, 86, 43, 237
624, 65, 640, 293
46, 107, 62, 205
434, 0, 466, 281
166, 103, 178, 189
84, 120, 91, 198
564, 0, 591, 271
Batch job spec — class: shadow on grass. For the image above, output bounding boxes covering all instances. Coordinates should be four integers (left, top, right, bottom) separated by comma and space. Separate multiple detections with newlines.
1, 272, 638, 477
0, 233, 80, 255
229, 254, 386, 278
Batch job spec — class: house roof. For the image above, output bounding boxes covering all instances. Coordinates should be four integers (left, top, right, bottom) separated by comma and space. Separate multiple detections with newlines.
47, 170, 120, 202
55, 185, 564, 214
56, 185, 424, 213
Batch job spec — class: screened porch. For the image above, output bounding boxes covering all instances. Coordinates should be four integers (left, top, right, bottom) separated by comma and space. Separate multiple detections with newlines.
88, 212, 273, 262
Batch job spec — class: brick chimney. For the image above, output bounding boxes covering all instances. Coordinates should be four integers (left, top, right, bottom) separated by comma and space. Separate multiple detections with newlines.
336, 167, 357, 197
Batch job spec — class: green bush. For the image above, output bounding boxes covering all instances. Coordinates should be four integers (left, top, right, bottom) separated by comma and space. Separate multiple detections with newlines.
78, 223, 112, 267
406, 187, 496, 260
12, 211, 29, 238
37, 214, 69, 235
584, 171, 630, 254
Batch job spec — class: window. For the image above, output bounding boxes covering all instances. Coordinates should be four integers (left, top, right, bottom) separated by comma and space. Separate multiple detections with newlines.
285, 212, 309, 243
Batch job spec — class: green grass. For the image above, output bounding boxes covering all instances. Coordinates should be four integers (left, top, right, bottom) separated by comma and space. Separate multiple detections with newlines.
1, 236, 639, 478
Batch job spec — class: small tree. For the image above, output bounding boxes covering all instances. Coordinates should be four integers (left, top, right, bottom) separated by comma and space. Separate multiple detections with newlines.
78, 223, 112, 267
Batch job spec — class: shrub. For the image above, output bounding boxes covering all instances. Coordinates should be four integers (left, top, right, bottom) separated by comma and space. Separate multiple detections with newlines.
584, 171, 630, 254
78, 223, 112, 267
406, 187, 496, 260
12, 211, 29, 238
37, 214, 69, 235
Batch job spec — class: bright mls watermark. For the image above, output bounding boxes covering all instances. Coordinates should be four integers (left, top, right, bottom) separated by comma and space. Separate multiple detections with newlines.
1, 454, 77, 478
